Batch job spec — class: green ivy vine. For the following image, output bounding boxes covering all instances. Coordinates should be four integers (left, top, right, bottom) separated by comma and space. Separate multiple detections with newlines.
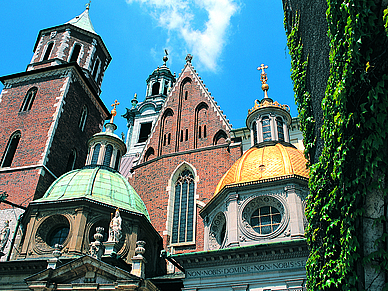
285, 1, 388, 290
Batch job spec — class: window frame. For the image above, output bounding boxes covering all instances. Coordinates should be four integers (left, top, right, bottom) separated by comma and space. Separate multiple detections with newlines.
20, 87, 38, 112
1, 131, 21, 168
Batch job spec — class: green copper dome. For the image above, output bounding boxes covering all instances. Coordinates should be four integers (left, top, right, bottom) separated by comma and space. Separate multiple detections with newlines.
36, 167, 149, 219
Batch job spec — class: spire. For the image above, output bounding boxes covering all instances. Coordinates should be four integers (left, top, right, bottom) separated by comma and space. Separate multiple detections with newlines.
258, 64, 270, 100
67, 3, 96, 34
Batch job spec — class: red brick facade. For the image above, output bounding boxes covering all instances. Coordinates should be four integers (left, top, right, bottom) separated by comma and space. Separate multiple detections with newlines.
0, 21, 110, 209
129, 60, 242, 253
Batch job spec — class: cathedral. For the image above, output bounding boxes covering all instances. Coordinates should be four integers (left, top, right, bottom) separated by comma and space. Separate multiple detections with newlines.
0, 6, 307, 291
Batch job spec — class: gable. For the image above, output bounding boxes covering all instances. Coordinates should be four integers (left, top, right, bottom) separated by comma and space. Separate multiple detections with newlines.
139, 60, 232, 162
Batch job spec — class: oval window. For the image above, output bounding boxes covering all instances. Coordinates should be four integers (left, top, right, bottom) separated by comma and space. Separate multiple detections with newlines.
48, 226, 70, 247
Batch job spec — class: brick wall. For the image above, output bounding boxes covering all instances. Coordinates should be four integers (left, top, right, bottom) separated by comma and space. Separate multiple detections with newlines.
130, 62, 242, 253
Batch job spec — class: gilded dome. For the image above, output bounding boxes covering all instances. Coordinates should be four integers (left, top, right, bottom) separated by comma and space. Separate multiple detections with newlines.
35, 166, 150, 219
214, 142, 309, 195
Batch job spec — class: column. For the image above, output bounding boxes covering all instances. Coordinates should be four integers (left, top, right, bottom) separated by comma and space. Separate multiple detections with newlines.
226, 193, 239, 248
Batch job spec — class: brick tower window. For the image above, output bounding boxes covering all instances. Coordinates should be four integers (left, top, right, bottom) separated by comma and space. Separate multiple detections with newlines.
66, 149, 77, 172
69, 43, 81, 63
171, 169, 195, 244
43, 42, 54, 61
78, 106, 88, 132
20, 87, 38, 112
92, 58, 100, 80
1, 131, 21, 168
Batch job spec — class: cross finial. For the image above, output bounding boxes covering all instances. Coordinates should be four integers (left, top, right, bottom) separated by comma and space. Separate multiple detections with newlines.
86, 1, 91, 10
257, 64, 268, 85
110, 100, 120, 123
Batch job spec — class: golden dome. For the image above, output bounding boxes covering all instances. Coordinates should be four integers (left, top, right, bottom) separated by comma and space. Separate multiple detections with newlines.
214, 143, 309, 195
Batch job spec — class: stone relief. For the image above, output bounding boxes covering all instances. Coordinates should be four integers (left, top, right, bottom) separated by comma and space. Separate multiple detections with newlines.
0, 220, 10, 255
208, 212, 226, 250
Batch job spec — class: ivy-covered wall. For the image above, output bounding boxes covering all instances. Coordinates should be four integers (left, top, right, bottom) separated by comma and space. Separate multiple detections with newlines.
283, 0, 388, 289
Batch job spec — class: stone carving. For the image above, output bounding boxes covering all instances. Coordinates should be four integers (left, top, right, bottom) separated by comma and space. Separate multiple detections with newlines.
108, 209, 122, 242
90, 227, 105, 260
135, 241, 146, 256
208, 212, 226, 250
0, 220, 10, 255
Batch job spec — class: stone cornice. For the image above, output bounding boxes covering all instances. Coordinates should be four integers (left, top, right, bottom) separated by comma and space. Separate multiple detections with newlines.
172, 239, 308, 269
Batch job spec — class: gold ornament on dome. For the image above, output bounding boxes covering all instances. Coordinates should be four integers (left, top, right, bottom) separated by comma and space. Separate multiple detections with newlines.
110, 100, 120, 123
248, 99, 290, 115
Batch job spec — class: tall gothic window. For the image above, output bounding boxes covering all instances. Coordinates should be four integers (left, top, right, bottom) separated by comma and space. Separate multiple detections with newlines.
65, 149, 77, 172
171, 169, 195, 244
20, 87, 38, 112
79, 106, 88, 132
1, 131, 21, 168
262, 117, 272, 141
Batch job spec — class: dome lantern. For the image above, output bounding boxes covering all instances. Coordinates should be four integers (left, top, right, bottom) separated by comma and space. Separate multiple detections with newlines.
246, 64, 292, 147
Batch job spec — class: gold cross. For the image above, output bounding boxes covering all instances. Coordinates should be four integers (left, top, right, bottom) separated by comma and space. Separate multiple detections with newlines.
258, 64, 268, 85
110, 100, 120, 123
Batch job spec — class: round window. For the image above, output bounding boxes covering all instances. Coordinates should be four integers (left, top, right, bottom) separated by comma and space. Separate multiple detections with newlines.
48, 226, 70, 247
250, 206, 282, 234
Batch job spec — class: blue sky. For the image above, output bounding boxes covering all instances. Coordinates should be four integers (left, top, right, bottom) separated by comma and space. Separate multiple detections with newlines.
0, 0, 295, 136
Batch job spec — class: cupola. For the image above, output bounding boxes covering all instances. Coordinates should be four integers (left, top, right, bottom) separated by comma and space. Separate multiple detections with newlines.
246, 64, 292, 147
145, 50, 176, 100
86, 100, 126, 170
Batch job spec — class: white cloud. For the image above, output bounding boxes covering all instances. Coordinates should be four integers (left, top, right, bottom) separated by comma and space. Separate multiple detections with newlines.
126, 0, 239, 71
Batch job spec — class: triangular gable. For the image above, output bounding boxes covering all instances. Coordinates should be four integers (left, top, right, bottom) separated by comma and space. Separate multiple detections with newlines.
139, 58, 233, 163
25, 255, 138, 284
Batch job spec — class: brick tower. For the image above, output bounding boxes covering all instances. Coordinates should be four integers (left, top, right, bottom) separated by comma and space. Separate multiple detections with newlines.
0, 6, 110, 217
129, 54, 242, 257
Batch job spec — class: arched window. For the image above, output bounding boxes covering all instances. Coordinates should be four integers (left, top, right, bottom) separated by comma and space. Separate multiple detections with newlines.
213, 130, 227, 145
91, 143, 101, 164
92, 58, 100, 80
20, 87, 38, 112
78, 106, 88, 132
144, 147, 155, 162
262, 117, 272, 141
171, 169, 195, 244
185, 129, 188, 141
152, 82, 160, 95
180, 130, 184, 142
103, 144, 113, 167
252, 121, 257, 144
1, 131, 21, 168
65, 149, 77, 172
69, 43, 81, 63
114, 150, 121, 170
43, 42, 54, 61
276, 117, 285, 141
168, 133, 171, 145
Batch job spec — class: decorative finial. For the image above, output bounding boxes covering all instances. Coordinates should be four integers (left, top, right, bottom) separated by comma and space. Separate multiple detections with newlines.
163, 49, 168, 66
257, 64, 269, 99
86, 1, 91, 10
110, 100, 120, 123
185, 54, 193, 63
131, 93, 138, 108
